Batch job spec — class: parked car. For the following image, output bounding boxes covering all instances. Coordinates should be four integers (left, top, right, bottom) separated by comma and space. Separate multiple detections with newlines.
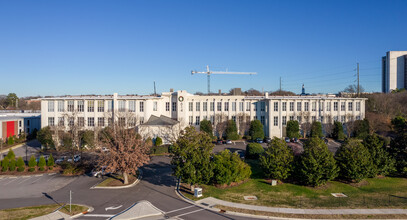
101, 147, 110, 152
235, 150, 245, 159
255, 138, 263, 143
216, 140, 223, 145
291, 138, 298, 143
55, 156, 67, 164
324, 138, 329, 144
73, 154, 81, 162
36, 155, 50, 163
225, 140, 232, 144
264, 137, 271, 143
285, 137, 290, 143
91, 166, 110, 178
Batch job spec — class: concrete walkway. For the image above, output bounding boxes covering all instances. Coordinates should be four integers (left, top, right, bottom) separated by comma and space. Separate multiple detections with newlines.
196, 197, 407, 215
30, 210, 72, 220
110, 200, 165, 219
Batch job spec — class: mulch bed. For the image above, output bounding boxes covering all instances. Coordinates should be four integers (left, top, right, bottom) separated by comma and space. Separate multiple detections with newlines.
0, 166, 61, 176
102, 174, 138, 186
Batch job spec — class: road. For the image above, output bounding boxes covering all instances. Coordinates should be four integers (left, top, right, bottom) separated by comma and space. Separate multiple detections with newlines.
1, 139, 41, 161
0, 156, 260, 220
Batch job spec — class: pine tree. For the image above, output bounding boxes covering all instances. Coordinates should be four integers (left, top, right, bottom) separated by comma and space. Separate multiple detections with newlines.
28, 155, 37, 172
260, 138, 294, 181
1, 158, 9, 172
47, 154, 54, 170
8, 158, 16, 171
38, 155, 46, 171
16, 157, 25, 172
6, 149, 15, 160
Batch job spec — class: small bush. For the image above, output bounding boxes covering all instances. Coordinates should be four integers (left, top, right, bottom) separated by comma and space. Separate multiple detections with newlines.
47, 154, 55, 170
38, 155, 46, 171
28, 155, 37, 172
246, 143, 264, 159
155, 137, 163, 146
1, 158, 9, 172
16, 157, 25, 172
7, 136, 14, 145
6, 149, 15, 160
212, 150, 252, 185
151, 145, 169, 155
9, 158, 16, 171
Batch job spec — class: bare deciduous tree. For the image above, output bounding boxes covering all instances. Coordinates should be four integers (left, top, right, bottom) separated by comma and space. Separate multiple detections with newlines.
237, 113, 250, 136
215, 113, 228, 138
344, 114, 356, 138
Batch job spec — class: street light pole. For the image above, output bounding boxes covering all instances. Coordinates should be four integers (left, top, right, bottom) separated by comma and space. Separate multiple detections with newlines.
70, 190, 72, 214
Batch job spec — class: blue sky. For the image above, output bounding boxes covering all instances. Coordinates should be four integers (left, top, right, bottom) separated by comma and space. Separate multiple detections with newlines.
1, 0, 407, 97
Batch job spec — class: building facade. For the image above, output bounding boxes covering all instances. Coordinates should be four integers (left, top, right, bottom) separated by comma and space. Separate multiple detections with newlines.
0, 113, 41, 141
382, 51, 407, 93
41, 90, 366, 141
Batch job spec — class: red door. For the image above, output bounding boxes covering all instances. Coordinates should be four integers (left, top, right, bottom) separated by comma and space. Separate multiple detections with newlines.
6, 121, 15, 137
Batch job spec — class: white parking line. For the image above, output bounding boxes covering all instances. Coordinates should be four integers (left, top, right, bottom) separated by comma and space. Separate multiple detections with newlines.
3, 177, 19, 185
173, 208, 204, 218
17, 176, 34, 184
29, 176, 43, 184
84, 214, 114, 217
165, 205, 196, 214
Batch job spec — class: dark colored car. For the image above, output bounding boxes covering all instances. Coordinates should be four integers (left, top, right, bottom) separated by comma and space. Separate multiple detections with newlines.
216, 140, 223, 145
285, 137, 290, 143
255, 138, 263, 143
324, 138, 329, 144
264, 137, 271, 143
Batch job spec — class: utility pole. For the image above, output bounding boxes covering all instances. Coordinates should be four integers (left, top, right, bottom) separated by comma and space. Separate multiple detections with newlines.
70, 190, 72, 214
357, 63, 360, 97
279, 77, 282, 91
154, 81, 156, 96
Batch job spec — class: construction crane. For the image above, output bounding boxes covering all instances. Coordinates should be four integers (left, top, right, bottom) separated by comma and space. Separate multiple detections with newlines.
191, 65, 257, 93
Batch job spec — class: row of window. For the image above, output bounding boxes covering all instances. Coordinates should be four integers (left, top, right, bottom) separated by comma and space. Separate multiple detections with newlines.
274, 101, 361, 112
188, 101, 265, 112
48, 117, 145, 127
273, 115, 362, 126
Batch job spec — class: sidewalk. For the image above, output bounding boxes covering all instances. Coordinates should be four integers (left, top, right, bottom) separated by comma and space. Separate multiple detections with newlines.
195, 197, 407, 215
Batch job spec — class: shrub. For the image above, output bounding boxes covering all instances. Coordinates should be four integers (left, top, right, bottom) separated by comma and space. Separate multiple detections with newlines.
249, 120, 264, 141
335, 139, 373, 182
286, 120, 300, 139
6, 149, 15, 160
155, 137, 163, 146
37, 126, 54, 150
310, 121, 323, 138
47, 154, 55, 170
354, 119, 370, 139
7, 136, 14, 145
28, 155, 37, 172
38, 155, 46, 171
200, 119, 213, 138
363, 134, 395, 176
296, 138, 339, 186
260, 138, 294, 180
212, 150, 251, 185
9, 158, 16, 171
16, 157, 25, 172
332, 121, 345, 140
246, 143, 264, 159
151, 145, 169, 155
1, 158, 9, 172
225, 120, 239, 140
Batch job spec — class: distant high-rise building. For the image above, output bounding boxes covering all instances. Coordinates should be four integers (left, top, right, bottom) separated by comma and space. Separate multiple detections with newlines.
382, 51, 407, 93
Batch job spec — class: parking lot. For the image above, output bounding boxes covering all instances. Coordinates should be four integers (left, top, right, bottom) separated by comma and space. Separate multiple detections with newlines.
0, 174, 77, 199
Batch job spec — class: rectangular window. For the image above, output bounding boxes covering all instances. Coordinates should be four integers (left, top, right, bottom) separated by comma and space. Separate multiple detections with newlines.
282, 102, 287, 111
107, 100, 113, 112
189, 102, 193, 111
48, 117, 54, 126
348, 102, 353, 111
297, 116, 302, 123
274, 116, 278, 126
290, 116, 294, 121
203, 102, 207, 111
210, 102, 214, 111
312, 116, 316, 122
67, 100, 74, 112
246, 116, 250, 122
341, 102, 345, 111
312, 102, 316, 111
77, 100, 84, 112
153, 101, 158, 111
58, 117, 64, 126
58, 101, 64, 112
189, 116, 193, 125
239, 102, 244, 111
98, 100, 104, 112
68, 117, 74, 127
261, 102, 265, 111
356, 115, 361, 120
88, 117, 95, 127
118, 100, 126, 112
232, 116, 236, 122
341, 116, 345, 123
128, 117, 136, 127
118, 117, 126, 127
232, 102, 236, 111
196, 102, 200, 111
166, 102, 170, 111
261, 116, 265, 125
195, 116, 200, 125
140, 117, 144, 124
87, 100, 94, 112
217, 102, 222, 111
78, 117, 84, 127
129, 101, 136, 112
282, 116, 287, 125
297, 102, 302, 111
98, 117, 105, 127
321, 116, 324, 123
224, 102, 229, 111
319, 102, 324, 111
254, 103, 257, 111
334, 102, 338, 111
356, 102, 360, 111
254, 116, 258, 120
289, 102, 294, 111
334, 116, 338, 122
246, 102, 251, 111
327, 102, 331, 111
210, 115, 215, 125
274, 102, 278, 111
172, 102, 176, 111
48, 101, 54, 112
140, 102, 144, 112
304, 102, 309, 111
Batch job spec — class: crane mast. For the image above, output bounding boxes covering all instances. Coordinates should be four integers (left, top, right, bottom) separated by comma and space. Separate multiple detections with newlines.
191, 65, 257, 93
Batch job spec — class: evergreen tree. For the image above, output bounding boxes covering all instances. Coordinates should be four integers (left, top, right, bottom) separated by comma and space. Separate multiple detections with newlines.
212, 150, 251, 185
363, 134, 395, 176
6, 149, 15, 160
389, 116, 407, 175
354, 119, 370, 139
81, 130, 95, 148
225, 120, 239, 140
8, 158, 16, 171
310, 121, 323, 138
332, 121, 345, 140
246, 143, 264, 159
38, 155, 46, 171
28, 155, 37, 172
155, 137, 162, 146
1, 158, 9, 172
47, 154, 55, 170
296, 138, 338, 186
286, 120, 300, 139
7, 136, 14, 145
260, 138, 294, 181
249, 120, 264, 140
16, 157, 25, 172
200, 119, 213, 138
37, 126, 54, 150
335, 139, 373, 182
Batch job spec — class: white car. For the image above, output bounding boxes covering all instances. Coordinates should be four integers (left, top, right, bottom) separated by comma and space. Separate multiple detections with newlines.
73, 155, 81, 162
91, 166, 110, 178
55, 156, 67, 164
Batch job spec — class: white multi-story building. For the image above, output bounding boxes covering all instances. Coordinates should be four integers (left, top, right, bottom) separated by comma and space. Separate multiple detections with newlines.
382, 51, 407, 93
41, 90, 366, 143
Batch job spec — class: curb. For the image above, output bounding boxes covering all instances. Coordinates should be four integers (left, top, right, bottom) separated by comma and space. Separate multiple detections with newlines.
91, 170, 142, 189
0, 173, 58, 178
70, 204, 94, 219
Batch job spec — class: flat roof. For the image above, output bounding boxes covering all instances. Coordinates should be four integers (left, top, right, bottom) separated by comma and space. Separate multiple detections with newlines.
0, 113, 41, 121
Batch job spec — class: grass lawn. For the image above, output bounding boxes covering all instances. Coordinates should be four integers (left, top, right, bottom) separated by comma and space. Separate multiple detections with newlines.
182, 160, 407, 208
97, 174, 138, 187
0, 204, 88, 220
